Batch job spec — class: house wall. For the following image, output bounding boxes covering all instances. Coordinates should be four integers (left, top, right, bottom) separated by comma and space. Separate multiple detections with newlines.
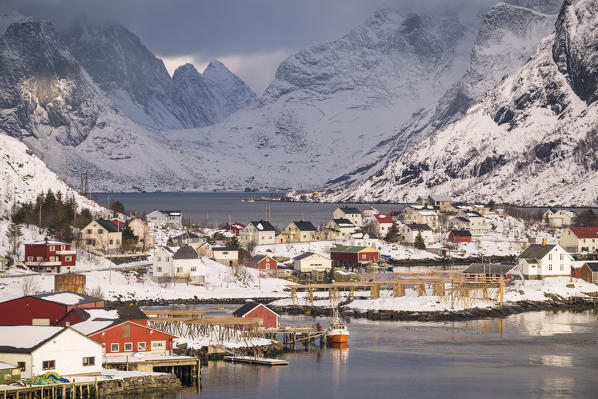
332, 210, 362, 227
282, 223, 317, 242
152, 248, 173, 281
293, 255, 332, 273
212, 250, 239, 267
81, 221, 122, 253
375, 222, 392, 237
559, 229, 581, 252
172, 258, 206, 282
519, 246, 572, 278
240, 225, 275, 245
32, 329, 102, 378
129, 219, 154, 250
24, 243, 76, 272
0, 297, 67, 326
0, 354, 31, 378
244, 306, 278, 329
579, 266, 594, 283
90, 322, 174, 358
258, 257, 277, 271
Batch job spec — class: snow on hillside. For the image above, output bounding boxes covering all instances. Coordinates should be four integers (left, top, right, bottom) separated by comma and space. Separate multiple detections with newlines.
329, 0, 598, 206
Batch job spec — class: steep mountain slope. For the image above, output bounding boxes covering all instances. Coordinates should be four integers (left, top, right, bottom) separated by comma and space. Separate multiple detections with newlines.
330, 1, 561, 187
331, 0, 598, 206
162, 8, 482, 189
63, 23, 256, 130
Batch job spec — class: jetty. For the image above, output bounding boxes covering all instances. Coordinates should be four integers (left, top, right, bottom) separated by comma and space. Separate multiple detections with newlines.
224, 356, 289, 366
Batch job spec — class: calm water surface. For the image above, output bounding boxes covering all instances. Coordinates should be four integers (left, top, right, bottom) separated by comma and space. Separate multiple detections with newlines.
153, 305, 598, 399
91, 192, 402, 227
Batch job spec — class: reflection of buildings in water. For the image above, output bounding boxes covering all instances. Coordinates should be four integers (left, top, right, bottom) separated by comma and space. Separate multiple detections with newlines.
202, 360, 280, 392
528, 354, 573, 368
529, 377, 574, 399
460, 319, 505, 334
328, 343, 349, 392
515, 311, 594, 337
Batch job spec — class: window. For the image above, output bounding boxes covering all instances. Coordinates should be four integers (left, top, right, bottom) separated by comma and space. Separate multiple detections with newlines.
17, 362, 25, 371
560, 264, 564, 271
138, 342, 146, 351
87, 229, 92, 234
61, 245, 65, 250
124, 343, 133, 352
42, 360, 55, 370
548, 254, 552, 260
111, 343, 119, 352
49, 256, 55, 262
156, 256, 161, 262
156, 267, 162, 272
98, 229, 103, 234
65, 256, 72, 262
362, 254, 366, 259
560, 254, 564, 260
109, 240, 114, 245
123, 324, 130, 337
49, 245, 55, 251
191, 266, 196, 272
27, 256, 33, 262
82, 357, 95, 366
548, 264, 553, 271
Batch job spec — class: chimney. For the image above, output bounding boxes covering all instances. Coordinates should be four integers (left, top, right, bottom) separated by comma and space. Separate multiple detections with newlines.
66, 322, 70, 327
542, 238, 547, 246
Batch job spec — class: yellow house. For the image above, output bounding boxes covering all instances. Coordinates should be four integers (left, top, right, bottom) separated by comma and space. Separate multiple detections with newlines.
80, 219, 122, 253
281, 221, 319, 243
322, 218, 356, 240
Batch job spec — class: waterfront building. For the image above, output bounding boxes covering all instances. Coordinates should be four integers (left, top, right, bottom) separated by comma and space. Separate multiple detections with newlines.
516, 243, 573, 279
233, 302, 279, 329
0, 326, 102, 378
152, 246, 207, 283
575, 262, 598, 283
0, 292, 104, 326
292, 252, 332, 273
24, 238, 76, 273
448, 230, 472, 243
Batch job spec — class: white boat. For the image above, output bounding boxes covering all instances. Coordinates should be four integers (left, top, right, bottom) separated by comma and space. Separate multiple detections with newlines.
326, 308, 350, 344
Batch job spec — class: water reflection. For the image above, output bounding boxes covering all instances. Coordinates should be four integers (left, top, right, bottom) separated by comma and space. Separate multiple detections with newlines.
328, 343, 349, 393
529, 354, 574, 368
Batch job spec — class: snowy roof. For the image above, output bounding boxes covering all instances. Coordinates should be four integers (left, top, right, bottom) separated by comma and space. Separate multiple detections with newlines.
455, 216, 470, 223
67, 306, 147, 335
583, 262, 598, 272
171, 232, 201, 240
332, 218, 355, 228
569, 227, 598, 239
430, 195, 451, 201
293, 252, 325, 261
0, 326, 65, 353
249, 220, 276, 231
373, 213, 393, 224
338, 206, 361, 215
463, 211, 484, 218
26, 239, 68, 246
31, 291, 103, 306
212, 247, 239, 251
418, 210, 437, 216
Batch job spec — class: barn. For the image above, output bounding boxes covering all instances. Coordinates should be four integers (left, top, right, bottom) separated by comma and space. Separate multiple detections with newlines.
249, 255, 278, 272
56, 305, 149, 328
0, 292, 105, 326
233, 302, 279, 329
578, 262, 598, 283
330, 246, 380, 270
449, 230, 472, 243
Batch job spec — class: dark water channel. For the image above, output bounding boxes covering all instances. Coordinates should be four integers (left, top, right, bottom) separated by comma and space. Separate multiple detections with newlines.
161, 306, 598, 398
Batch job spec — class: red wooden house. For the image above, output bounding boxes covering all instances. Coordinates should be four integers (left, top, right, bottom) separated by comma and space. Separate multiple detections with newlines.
0, 291, 104, 326
223, 223, 245, 236
449, 230, 472, 243
24, 239, 76, 273
233, 302, 279, 329
249, 255, 278, 271
330, 246, 380, 269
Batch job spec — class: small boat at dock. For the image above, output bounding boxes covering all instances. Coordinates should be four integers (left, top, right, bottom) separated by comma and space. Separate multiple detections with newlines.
326, 309, 350, 344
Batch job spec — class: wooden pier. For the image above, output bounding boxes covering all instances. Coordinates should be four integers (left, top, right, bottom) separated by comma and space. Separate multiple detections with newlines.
0, 380, 98, 399
223, 356, 289, 366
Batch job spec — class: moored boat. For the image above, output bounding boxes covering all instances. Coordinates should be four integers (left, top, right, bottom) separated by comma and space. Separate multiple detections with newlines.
326, 309, 350, 344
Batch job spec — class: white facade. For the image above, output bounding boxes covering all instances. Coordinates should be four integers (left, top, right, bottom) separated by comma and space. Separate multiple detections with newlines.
456, 211, 486, 235
0, 327, 102, 378
239, 222, 276, 245
516, 244, 572, 279
332, 208, 362, 227
152, 247, 206, 282
560, 228, 598, 253
212, 248, 239, 266
293, 253, 332, 273
146, 210, 182, 227
343, 233, 379, 248
544, 209, 576, 227
399, 225, 435, 246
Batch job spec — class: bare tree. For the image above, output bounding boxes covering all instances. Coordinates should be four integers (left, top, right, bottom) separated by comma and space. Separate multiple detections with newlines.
21, 276, 39, 296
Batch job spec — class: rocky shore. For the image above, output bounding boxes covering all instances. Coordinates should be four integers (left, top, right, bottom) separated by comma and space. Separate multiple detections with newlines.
108, 296, 282, 307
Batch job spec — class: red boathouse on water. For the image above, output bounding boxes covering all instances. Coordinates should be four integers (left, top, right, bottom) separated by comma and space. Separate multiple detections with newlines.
233, 302, 279, 329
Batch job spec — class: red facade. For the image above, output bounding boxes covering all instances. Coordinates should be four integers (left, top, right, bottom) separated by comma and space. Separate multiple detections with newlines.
111, 218, 125, 228
331, 251, 379, 262
89, 321, 176, 354
579, 265, 595, 283
24, 241, 76, 272
223, 223, 244, 236
0, 296, 104, 326
239, 305, 278, 329
257, 256, 278, 271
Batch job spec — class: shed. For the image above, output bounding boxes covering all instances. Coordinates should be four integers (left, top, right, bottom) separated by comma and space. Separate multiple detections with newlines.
233, 302, 279, 329
578, 262, 598, 283
330, 246, 380, 269
449, 230, 472, 243
462, 263, 515, 279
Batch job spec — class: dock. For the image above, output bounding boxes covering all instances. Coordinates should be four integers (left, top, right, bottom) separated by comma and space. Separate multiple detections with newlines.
223, 356, 289, 366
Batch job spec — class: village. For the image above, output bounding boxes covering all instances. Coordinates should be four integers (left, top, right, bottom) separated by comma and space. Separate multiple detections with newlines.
1, 194, 598, 396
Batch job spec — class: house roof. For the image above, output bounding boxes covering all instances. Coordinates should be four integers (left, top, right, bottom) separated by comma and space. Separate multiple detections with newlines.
518, 244, 556, 260
171, 232, 201, 240
0, 326, 67, 353
463, 263, 514, 275
583, 262, 598, 272
250, 254, 275, 263
450, 230, 472, 237
30, 291, 103, 306
96, 218, 120, 232
212, 247, 239, 251
248, 220, 276, 231
455, 216, 470, 223
331, 246, 371, 253
332, 218, 355, 228
26, 238, 69, 246
569, 227, 598, 239
293, 252, 325, 261
338, 206, 361, 214
85, 320, 177, 338
462, 211, 484, 218
173, 245, 199, 260
233, 302, 279, 318
374, 213, 393, 224
408, 223, 433, 231
291, 221, 317, 231
430, 195, 451, 202
66, 306, 148, 335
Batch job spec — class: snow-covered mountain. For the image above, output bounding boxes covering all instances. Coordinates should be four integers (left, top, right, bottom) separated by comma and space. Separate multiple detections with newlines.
329, 0, 561, 187
330, 0, 598, 206
63, 23, 257, 130
161, 7, 484, 189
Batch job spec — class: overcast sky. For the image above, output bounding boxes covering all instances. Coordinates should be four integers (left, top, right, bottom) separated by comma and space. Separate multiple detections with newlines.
8, 0, 499, 95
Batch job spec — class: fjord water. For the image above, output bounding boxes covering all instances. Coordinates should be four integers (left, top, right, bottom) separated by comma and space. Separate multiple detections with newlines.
175, 309, 598, 399
91, 192, 401, 227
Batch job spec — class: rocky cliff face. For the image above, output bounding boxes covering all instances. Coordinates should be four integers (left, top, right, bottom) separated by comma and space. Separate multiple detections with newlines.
328, 0, 561, 187
330, 0, 598, 206
63, 23, 256, 130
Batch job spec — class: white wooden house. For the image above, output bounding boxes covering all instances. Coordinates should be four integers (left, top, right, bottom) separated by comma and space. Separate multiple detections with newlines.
146, 210, 183, 227
543, 208, 576, 227
516, 243, 572, 279
332, 207, 362, 227
152, 246, 206, 282
399, 224, 435, 246
292, 252, 332, 273
239, 221, 276, 245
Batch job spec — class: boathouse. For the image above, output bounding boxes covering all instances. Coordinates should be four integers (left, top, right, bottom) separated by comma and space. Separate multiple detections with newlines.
577, 262, 598, 283
448, 229, 472, 243
0, 292, 105, 326
330, 246, 380, 270
233, 302, 279, 329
